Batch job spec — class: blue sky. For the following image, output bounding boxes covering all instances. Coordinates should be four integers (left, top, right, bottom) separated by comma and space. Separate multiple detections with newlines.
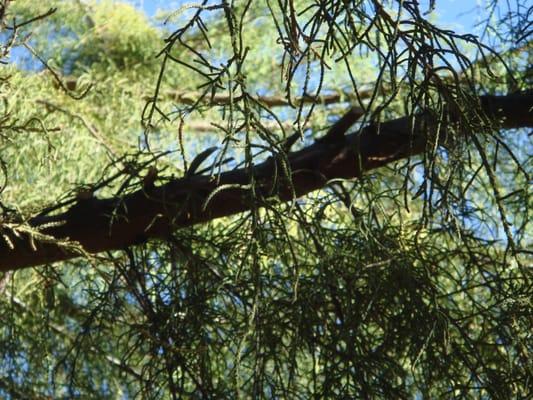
8, 0, 488, 71
135, 0, 485, 35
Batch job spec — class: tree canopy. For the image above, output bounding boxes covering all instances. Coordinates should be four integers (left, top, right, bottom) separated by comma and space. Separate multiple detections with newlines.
0, 0, 531, 398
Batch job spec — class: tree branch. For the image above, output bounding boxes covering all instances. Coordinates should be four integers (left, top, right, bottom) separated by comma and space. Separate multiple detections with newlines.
60, 77, 366, 107
1, 93, 531, 271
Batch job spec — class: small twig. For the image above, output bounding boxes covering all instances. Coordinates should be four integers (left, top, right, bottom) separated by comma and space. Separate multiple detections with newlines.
24, 43, 92, 100
12, 7, 57, 29
36, 99, 117, 157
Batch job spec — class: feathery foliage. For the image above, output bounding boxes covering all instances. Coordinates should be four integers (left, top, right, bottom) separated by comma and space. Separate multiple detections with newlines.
0, 0, 531, 398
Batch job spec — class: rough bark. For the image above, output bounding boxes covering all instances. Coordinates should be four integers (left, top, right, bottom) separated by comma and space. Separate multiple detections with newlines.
1, 93, 531, 271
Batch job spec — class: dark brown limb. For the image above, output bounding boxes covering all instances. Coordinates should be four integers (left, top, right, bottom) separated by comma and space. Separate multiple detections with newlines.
0, 93, 531, 271
317, 106, 365, 143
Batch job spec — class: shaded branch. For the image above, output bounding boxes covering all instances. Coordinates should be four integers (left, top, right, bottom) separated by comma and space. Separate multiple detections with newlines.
60, 76, 367, 107
160, 89, 365, 107
1, 93, 531, 271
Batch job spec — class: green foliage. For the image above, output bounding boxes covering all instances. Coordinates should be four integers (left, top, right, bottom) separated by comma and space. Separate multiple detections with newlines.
11, 0, 161, 73
80, 1, 160, 69
0, 0, 531, 399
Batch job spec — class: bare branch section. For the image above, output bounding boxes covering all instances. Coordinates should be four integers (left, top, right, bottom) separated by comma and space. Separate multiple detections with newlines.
156, 89, 364, 107
60, 76, 364, 107
1, 93, 531, 271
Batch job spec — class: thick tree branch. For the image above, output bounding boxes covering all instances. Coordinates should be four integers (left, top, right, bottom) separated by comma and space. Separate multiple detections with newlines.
1, 93, 531, 271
